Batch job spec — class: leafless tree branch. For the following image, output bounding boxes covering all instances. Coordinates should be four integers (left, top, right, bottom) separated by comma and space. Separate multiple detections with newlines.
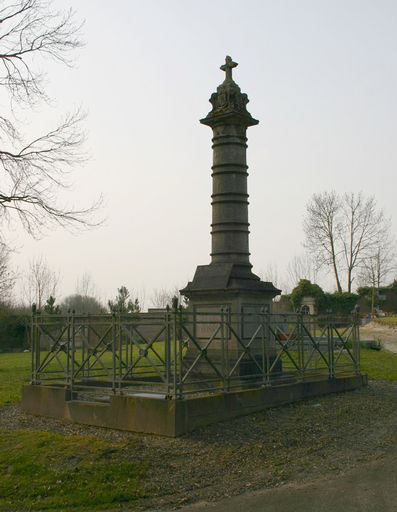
286, 253, 318, 291
0, 0, 83, 105
304, 191, 392, 293
0, 240, 15, 300
0, 1, 102, 237
23, 255, 59, 308
303, 191, 343, 292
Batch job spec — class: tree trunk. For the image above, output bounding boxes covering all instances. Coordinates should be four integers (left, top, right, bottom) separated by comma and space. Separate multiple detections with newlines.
347, 268, 352, 293
330, 237, 342, 292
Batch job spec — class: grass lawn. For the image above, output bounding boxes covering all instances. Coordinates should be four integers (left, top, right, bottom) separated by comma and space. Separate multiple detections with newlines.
0, 431, 147, 511
0, 352, 149, 511
0, 351, 31, 406
0, 342, 185, 406
374, 316, 397, 328
360, 348, 397, 381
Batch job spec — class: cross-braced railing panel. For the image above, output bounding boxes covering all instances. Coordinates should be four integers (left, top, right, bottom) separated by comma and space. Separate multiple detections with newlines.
31, 310, 362, 398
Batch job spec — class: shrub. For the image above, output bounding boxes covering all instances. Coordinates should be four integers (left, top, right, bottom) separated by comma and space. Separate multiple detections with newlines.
322, 292, 359, 315
290, 279, 326, 311
0, 309, 29, 352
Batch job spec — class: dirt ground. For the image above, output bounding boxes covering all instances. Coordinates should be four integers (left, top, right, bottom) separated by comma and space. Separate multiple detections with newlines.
360, 322, 397, 353
1, 381, 397, 511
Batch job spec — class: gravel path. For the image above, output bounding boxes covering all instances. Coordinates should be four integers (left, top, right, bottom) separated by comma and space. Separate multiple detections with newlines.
1, 381, 397, 511
361, 323, 397, 353
179, 451, 397, 512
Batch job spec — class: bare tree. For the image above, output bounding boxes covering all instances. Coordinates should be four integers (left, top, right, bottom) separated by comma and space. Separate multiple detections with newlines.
0, 0, 101, 237
137, 287, 147, 311
151, 288, 174, 309
151, 286, 188, 309
303, 191, 343, 292
286, 253, 318, 290
261, 263, 279, 287
76, 272, 97, 298
358, 224, 397, 310
24, 255, 59, 308
359, 247, 396, 316
61, 293, 106, 314
304, 190, 393, 292
0, 242, 15, 301
340, 193, 388, 292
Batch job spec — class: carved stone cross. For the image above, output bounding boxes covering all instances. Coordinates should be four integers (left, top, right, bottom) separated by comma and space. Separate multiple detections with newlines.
220, 55, 238, 81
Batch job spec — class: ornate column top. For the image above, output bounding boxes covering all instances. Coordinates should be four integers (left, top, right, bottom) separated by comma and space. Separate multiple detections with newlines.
201, 55, 259, 128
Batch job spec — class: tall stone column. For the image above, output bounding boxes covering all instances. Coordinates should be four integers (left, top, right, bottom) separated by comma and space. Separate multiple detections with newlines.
181, 57, 280, 375
204, 59, 257, 275
181, 56, 280, 303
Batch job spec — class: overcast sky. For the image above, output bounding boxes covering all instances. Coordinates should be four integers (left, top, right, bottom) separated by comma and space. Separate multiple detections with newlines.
8, 0, 397, 306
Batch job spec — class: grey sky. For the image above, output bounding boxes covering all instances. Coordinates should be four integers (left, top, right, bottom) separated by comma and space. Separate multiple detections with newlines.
9, 0, 397, 305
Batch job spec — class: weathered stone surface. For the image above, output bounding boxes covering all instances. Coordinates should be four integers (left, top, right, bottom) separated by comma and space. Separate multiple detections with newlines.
181, 57, 280, 303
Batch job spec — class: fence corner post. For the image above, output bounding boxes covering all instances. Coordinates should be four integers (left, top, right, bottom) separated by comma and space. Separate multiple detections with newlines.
70, 309, 76, 397
31, 304, 37, 385
111, 311, 116, 394
352, 305, 361, 374
327, 310, 335, 380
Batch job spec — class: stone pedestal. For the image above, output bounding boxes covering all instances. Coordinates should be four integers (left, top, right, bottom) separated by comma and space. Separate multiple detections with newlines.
181, 57, 280, 374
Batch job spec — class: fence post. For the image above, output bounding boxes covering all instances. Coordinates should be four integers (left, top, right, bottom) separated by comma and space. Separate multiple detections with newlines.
31, 304, 37, 384
118, 311, 122, 394
178, 305, 184, 397
66, 309, 71, 390
352, 306, 361, 375
260, 307, 266, 387
70, 310, 75, 397
35, 309, 42, 384
297, 312, 304, 378
225, 306, 230, 390
221, 307, 227, 392
327, 311, 335, 379
262, 308, 271, 385
112, 312, 116, 394
171, 298, 179, 398
86, 314, 91, 379
82, 315, 87, 379
165, 305, 171, 398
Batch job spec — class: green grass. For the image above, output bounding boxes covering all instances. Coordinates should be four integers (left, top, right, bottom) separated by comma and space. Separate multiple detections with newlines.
374, 316, 397, 328
0, 351, 31, 405
0, 431, 146, 511
0, 343, 186, 406
1, 344, 397, 407
360, 348, 397, 381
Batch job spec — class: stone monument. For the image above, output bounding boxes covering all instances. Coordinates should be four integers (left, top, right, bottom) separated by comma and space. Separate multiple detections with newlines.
181, 56, 280, 365
21, 56, 366, 436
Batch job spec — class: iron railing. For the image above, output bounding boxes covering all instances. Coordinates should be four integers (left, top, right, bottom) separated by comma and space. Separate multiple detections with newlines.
30, 308, 361, 400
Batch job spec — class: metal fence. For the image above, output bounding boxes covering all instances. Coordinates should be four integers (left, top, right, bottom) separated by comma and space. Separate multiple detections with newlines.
31, 308, 361, 400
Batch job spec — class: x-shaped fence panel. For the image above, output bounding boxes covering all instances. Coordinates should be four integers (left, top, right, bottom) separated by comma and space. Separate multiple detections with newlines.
31, 310, 361, 397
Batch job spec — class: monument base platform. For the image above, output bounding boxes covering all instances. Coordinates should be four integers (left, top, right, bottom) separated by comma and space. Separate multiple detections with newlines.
22, 374, 367, 437
181, 262, 281, 296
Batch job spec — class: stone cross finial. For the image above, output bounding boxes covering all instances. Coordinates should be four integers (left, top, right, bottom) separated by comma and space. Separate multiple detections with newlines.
220, 55, 238, 81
